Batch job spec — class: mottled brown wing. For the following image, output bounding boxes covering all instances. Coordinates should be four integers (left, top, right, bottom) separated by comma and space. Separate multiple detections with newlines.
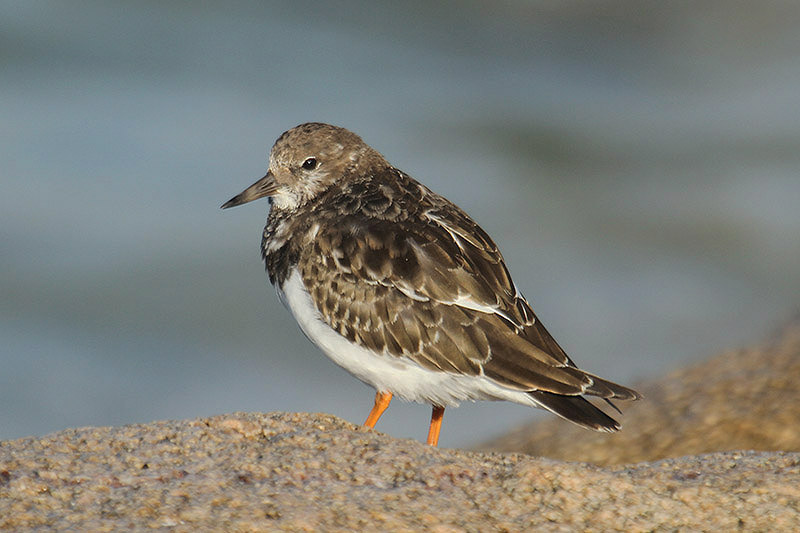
298, 181, 637, 399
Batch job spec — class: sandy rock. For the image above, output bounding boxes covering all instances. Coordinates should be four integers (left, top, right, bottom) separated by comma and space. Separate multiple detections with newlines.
480, 318, 800, 465
1, 412, 799, 531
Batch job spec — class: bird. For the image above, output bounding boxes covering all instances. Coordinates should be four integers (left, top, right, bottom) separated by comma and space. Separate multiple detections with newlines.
221, 122, 641, 446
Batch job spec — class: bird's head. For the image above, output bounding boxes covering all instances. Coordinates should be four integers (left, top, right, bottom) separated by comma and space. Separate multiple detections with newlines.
221, 122, 386, 211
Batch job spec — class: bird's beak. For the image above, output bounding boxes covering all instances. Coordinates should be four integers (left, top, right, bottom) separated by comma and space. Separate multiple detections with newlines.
220, 172, 278, 209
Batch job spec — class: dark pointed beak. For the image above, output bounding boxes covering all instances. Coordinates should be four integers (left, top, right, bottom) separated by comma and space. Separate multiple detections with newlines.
221, 172, 279, 209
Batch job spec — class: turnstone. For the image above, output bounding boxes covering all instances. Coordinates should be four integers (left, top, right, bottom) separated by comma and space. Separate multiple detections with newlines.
222, 123, 641, 446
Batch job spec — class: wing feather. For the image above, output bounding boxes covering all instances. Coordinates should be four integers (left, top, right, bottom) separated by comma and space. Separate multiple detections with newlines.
297, 173, 638, 401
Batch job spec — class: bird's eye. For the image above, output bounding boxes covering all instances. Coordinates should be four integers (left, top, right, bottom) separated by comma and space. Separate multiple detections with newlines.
301, 157, 317, 170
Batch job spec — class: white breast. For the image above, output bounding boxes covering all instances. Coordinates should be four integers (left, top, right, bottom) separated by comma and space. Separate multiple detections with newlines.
277, 268, 538, 408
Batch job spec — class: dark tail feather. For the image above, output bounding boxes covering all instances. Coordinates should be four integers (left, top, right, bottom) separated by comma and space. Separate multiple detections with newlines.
583, 373, 643, 401
604, 398, 622, 415
529, 390, 621, 432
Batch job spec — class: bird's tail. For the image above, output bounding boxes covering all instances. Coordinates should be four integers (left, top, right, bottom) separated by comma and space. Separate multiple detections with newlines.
528, 390, 622, 432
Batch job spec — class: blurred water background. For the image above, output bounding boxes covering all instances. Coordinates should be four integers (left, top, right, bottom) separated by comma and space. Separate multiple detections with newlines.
2, 1, 799, 448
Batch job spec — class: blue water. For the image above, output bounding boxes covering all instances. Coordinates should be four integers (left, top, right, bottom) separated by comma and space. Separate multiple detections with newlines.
2, 1, 799, 447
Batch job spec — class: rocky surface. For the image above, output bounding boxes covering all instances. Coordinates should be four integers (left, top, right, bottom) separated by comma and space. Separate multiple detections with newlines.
4, 320, 800, 530
1, 411, 799, 531
480, 318, 800, 466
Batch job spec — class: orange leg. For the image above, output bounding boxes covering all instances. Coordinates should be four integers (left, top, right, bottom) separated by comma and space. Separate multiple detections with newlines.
364, 391, 393, 428
426, 405, 445, 446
